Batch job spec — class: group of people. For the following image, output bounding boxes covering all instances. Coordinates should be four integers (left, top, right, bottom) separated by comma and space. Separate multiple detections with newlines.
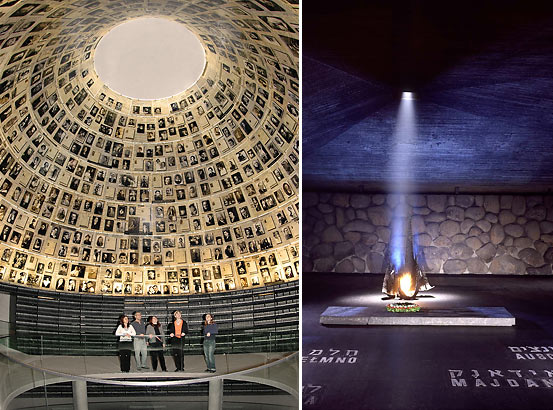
115, 310, 218, 373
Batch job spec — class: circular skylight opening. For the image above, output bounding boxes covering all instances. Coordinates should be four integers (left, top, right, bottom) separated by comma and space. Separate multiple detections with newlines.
94, 17, 206, 100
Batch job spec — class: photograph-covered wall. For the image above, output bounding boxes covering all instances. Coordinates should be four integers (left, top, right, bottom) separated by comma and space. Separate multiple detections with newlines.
0, 0, 299, 295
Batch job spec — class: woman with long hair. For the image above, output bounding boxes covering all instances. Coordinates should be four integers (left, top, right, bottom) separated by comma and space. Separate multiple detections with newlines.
167, 310, 188, 371
146, 315, 167, 371
203, 313, 218, 373
115, 314, 136, 372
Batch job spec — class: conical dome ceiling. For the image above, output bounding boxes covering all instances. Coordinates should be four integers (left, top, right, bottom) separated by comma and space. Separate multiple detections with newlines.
0, 0, 299, 295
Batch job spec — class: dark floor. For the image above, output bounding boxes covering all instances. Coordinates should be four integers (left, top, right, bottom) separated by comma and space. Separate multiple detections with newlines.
302, 273, 553, 410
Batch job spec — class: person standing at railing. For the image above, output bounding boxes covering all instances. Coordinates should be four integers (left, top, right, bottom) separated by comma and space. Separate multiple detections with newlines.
202, 313, 218, 373
146, 315, 167, 372
168, 310, 188, 371
115, 315, 136, 373
131, 311, 149, 371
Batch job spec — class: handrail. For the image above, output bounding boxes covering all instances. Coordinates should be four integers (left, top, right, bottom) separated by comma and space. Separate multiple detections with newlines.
0, 337, 297, 387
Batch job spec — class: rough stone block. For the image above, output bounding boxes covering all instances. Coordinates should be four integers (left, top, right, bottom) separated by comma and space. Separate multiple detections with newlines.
335, 259, 354, 273
446, 206, 465, 222
527, 205, 547, 221
460, 219, 475, 234
544, 247, 553, 263
489, 254, 526, 274
526, 265, 553, 275
323, 213, 335, 225
344, 232, 361, 244
540, 221, 553, 234
513, 237, 533, 249
512, 196, 526, 216
478, 232, 491, 243
334, 241, 355, 261
525, 220, 541, 240
518, 248, 544, 267
304, 234, 321, 248
345, 208, 356, 221
500, 195, 513, 209
490, 224, 505, 245
466, 236, 483, 250
451, 234, 467, 244
427, 195, 447, 212
476, 243, 497, 262
439, 220, 460, 237
361, 233, 379, 246
526, 195, 543, 208
484, 195, 500, 213
534, 240, 548, 255
426, 212, 447, 223
376, 227, 391, 243
434, 236, 452, 247
466, 257, 488, 273
443, 259, 467, 274
320, 193, 332, 203
411, 215, 426, 234
415, 233, 432, 247
322, 226, 344, 243
372, 242, 386, 253
367, 252, 384, 273
504, 224, 524, 238
303, 192, 319, 208
351, 256, 366, 272
318, 203, 334, 214
314, 220, 326, 234
343, 219, 375, 233
412, 207, 431, 215
476, 220, 492, 232
485, 213, 499, 223
426, 222, 440, 239
331, 193, 350, 208
354, 242, 370, 259
465, 206, 486, 221
314, 257, 336, 272
450, 243, 473, 259
386, 194, 401, 208
372, 194, 386, 205
312, 243, 334, 259
367, 206, 391, 226
499, 210, 516, 225
407, 194, 426, 207
455, 195, 474, 208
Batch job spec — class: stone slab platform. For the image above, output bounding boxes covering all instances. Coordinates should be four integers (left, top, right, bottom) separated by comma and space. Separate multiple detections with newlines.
320, 306, 515, 326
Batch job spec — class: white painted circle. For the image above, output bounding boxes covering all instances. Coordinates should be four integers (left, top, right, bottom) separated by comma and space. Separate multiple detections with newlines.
94, 17, 206, 100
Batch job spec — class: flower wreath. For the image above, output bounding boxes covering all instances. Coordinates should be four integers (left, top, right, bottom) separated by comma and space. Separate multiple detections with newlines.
386, 302, 421, 313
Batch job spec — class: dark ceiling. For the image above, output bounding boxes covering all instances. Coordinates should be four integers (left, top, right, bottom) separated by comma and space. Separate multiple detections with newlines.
303, 0, 553, 193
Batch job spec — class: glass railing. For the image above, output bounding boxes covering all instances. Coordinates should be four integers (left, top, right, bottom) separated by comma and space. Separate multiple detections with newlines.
7, 328, 299, 356
0, 323, 299, 409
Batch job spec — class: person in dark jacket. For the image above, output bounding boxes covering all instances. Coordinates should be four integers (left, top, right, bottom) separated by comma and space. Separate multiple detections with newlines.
203, 313, 218, 372
167, 310, 188, 371
146, 315, 167, 371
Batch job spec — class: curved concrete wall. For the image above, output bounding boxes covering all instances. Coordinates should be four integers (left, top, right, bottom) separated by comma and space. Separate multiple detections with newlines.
303, 192, 553, 275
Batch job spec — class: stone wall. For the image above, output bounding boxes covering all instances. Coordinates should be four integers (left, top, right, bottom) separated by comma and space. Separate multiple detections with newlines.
303, 192, 553, 275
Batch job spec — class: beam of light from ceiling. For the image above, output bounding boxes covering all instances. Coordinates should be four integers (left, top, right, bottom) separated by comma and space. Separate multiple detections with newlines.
388, 92, 417, 271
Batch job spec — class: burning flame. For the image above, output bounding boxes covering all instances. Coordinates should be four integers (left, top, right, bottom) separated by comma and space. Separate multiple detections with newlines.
399, 273, 414, 297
